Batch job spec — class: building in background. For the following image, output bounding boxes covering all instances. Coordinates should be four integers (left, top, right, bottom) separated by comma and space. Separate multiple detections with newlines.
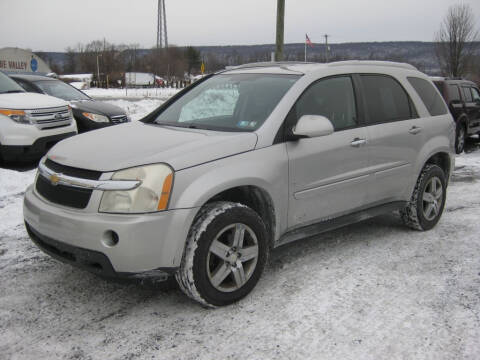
0, 47, 51, 75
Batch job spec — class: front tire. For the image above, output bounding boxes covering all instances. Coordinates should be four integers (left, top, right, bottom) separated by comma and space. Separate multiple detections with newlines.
176, 201, 269, 307
401, 164, 447, 231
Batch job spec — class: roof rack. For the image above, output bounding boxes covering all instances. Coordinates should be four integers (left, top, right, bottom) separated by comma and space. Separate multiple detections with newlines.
328, 60, 418, 71
224, 61, 318, 72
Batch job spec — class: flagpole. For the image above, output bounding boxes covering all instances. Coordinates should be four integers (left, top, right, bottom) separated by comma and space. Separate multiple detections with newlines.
304, 37, 307, 62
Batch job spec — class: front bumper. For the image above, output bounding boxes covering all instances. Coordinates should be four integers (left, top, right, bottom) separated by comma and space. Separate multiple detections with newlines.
0, 132, 76, 161
23, 185, 198, 274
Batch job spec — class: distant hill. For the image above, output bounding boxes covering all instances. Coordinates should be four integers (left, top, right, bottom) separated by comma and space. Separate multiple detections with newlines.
36, 41, 480, 75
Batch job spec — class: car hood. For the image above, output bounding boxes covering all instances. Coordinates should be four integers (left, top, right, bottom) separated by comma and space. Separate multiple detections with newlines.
47, 122, 258, 172
0, 92, 68, 109
71, 100, 126, 117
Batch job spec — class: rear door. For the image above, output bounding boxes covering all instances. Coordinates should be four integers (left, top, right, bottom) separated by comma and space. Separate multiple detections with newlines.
359, 74, 425, 204
286, 75, 369, 228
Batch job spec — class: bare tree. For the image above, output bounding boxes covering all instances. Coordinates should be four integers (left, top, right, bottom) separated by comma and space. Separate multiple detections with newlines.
435, 4, 479, 78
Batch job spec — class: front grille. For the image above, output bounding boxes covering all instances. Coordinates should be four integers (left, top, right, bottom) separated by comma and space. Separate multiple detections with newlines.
28, 106, 72, 130
110, 115, 128, 124
36, 160, 102, 209
36, 175, 92, 209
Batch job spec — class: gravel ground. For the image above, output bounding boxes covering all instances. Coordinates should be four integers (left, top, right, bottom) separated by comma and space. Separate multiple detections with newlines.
1, 105, 480, 359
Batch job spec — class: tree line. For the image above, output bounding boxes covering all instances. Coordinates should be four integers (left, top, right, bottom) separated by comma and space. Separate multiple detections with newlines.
37, 4, 479, 85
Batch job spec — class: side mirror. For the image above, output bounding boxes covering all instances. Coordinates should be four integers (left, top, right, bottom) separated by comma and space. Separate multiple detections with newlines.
292, 115, 334, 138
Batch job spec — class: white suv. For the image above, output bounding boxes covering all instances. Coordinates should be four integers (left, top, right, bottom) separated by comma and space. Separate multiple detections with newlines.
0, 71, 77, 162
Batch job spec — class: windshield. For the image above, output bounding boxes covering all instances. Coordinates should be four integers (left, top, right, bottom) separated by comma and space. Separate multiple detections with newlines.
0, 72, 25, 94
34, 80, 90, 101
154, 74, 300, 131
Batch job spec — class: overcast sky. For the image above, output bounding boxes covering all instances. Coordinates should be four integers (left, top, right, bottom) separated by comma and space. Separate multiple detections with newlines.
1, 0, 479, 52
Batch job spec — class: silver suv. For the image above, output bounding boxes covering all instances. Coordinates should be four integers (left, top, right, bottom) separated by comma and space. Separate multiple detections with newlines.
23, 61, 455, 307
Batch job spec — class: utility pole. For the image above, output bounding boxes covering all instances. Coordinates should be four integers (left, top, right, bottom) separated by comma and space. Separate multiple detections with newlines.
96, 54, 101, 88
275, 0, 285, 62
324, 34, 330, 63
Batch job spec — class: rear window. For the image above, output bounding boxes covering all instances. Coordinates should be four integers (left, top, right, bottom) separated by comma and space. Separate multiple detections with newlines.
360, 75, 415, 124
448, 84, 461, 101
407, 77, 448, 116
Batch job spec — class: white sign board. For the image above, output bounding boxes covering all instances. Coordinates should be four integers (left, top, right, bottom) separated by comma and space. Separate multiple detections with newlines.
0, 47, 51, 74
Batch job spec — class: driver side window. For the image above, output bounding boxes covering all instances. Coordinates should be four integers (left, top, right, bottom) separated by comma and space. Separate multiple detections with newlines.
295, 76, 358, 131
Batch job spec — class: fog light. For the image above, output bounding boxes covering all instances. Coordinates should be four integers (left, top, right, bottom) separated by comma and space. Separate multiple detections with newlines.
102, 230, 119, 248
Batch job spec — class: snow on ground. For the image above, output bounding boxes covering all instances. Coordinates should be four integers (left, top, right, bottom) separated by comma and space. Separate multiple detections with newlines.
84, 87, 180, 101
1, 119, 480, 358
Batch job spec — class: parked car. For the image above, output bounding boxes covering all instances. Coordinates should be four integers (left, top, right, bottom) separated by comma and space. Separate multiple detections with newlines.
24, 61, 455, 307
0, 71, 77, 162
10, 74, 130, 133
431, 77, 480, 153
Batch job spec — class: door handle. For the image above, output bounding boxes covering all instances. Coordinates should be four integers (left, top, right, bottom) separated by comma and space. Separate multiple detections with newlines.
409, 126, 422, 135
350, 138, 367, 147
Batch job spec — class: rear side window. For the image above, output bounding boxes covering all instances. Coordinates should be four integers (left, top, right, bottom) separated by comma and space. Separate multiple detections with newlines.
360, 75, 414, 124
448, 84, 461, 101
295, 75, 357, 131
462, 87, 473, 102
407, 77, 448, 116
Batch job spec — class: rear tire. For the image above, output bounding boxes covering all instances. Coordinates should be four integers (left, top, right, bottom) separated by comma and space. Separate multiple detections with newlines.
455, 122, 466, 154
176, 201, 269, 307
401, 164, 446, 231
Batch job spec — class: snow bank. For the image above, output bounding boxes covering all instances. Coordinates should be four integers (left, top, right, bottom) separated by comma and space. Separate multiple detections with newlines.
84, 87, 180, 101
102, 99, 164, 121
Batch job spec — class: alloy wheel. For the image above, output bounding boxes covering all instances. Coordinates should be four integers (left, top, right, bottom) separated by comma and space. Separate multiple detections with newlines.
422, 176, 443, 221
206, 223, 259, 293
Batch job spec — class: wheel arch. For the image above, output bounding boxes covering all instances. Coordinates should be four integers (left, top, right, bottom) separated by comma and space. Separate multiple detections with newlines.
424, 152, 451, 180
203, 185, 277, 248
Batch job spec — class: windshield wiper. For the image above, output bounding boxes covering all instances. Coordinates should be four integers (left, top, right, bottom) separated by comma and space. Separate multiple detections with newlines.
2, 90, 24, 94
154, 122, 200, 129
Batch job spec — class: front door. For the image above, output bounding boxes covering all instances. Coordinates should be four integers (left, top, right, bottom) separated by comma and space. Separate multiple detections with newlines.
286, 75, 369, 229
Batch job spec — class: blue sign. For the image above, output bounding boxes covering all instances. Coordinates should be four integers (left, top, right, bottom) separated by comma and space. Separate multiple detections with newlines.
30, 57, 38, 72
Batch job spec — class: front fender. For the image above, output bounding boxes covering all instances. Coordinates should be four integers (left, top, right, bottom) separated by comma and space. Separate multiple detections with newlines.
169, 144, 289, 241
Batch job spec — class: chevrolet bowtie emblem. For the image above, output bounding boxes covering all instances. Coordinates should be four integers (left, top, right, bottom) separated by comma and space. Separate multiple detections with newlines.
49, 173, 61, 186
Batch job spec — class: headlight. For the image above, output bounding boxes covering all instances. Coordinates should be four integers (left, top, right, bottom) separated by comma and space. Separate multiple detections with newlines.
82, 112, 110, 123
99, 164, 173, 213
0, 109, 32, 124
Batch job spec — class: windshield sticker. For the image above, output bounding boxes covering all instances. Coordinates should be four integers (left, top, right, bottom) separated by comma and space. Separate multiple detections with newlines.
237, 121, 250, 127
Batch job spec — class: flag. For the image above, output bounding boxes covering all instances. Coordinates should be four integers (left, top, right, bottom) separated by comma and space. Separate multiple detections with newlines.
306, 34, 313, 48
